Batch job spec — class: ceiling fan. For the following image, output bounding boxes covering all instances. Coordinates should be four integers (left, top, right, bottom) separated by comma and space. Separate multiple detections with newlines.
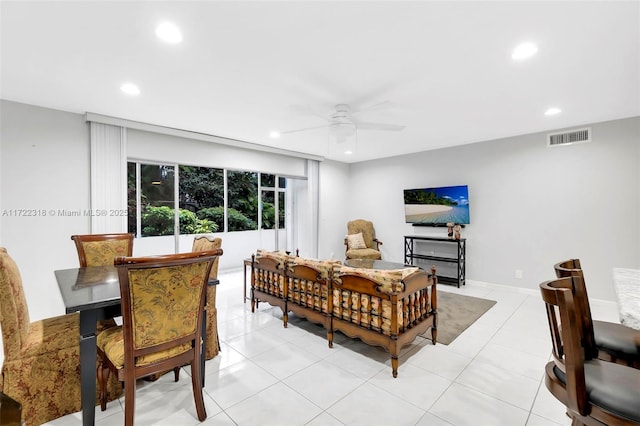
276, 103, 405, 144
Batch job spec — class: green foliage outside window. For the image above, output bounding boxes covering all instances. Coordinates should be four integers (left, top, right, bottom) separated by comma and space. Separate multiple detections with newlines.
141, 206, 217, 236
198, 206, 257, 232
261, 202, 276, 229
227, 171, 258, 231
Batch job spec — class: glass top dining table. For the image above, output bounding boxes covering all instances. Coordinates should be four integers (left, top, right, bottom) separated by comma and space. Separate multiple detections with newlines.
55, 266, 214, 426
55, 266, 121, 313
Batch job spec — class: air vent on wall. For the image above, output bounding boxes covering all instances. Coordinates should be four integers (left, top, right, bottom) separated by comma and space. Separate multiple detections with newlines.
547, 127, 591, 147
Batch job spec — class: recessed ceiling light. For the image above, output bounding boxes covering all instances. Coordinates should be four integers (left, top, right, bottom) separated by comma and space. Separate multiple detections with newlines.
120, 83, 140, 96
269, 131, 281, 139
344, 150, 353, 155
512, 42, 538, 60
155, 22, 182, 44
544, 107, 562, 116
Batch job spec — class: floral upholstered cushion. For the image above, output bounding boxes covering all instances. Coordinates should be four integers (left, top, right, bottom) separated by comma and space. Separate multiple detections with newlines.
83, 240, 131, 266
191, 235, 223, 359
256, 249, 292, 267
346, 233, 367, 250
347, 220, 377, 249
20, 313, 79, 358
345, 247, 382, 260
97, 327, 192, 368
0, 247, 31, 358
331, 289, 403, 335
192, 235, 222, 280
333, 265, 419, 294
289, 256, 341, 279
128, 262, 208, 348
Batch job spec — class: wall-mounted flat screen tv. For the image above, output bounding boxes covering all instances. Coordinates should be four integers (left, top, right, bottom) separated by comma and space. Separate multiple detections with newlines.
404, 185, 470, 226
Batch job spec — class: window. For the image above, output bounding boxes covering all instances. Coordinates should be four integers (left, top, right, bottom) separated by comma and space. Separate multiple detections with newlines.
260, 173, 287, 230
140, 164, 175, 237
179, 165, 224, 233
128, 162, 284, 236
227, 171, 258, 231
127, 162, 136, 234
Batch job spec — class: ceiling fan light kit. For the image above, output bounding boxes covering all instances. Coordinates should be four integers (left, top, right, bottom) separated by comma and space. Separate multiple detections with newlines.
330, 122, 356, 143
328, 128, 357, 155
277, 102, 404, 155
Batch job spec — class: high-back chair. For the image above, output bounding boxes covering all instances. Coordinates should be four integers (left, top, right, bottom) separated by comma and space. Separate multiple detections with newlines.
344, 219, 383, 260
192, 235, 223, 359
540, 277, 640, 425
71, 233, 134, 333
554, 259, 640, 368
96, 249, 221, 426
71, 233, 134, 267
0, 247, 121, 426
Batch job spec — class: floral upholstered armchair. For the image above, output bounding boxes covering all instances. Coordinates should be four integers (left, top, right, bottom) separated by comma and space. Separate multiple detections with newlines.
0, 247, 121, 426
344, 219, 383, 260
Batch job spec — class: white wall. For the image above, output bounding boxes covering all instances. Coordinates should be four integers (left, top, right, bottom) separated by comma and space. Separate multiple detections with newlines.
347, 117, 640, 300
1, 101, 92, 320
127, 128, 308, 178
317, 159, 351, 261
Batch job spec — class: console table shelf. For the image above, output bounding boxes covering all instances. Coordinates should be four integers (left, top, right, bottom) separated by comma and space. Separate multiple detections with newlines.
404, 235, 466, 287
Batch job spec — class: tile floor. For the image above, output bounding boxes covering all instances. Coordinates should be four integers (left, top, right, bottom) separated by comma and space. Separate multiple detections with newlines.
46, 269, 620, 426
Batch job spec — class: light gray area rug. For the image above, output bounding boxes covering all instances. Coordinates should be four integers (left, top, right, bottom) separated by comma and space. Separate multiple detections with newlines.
435, 291, 497, 345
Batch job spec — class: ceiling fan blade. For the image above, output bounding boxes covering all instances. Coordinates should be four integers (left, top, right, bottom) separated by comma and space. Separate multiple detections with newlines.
288, 104, 329, 120
280, 124, 330, 135
352, 100, 392, 114
357, 121, 405, 131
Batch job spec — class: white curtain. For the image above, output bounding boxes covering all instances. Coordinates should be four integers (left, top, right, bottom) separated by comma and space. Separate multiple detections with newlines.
89, 122, 127, 233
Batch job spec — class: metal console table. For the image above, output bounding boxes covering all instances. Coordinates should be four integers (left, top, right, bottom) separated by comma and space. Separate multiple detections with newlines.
404, 235, 466, 287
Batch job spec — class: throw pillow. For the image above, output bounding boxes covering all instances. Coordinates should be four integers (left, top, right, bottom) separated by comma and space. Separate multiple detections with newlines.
347, 232, 367, 250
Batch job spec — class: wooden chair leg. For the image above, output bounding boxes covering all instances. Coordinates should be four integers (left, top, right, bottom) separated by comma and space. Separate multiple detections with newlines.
124, 378, 136, 426
190, 359, 207, 421
96, 358, 110, 411
173, 366, 180, 382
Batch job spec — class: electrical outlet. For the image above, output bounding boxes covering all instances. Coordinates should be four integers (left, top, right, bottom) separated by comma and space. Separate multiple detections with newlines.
515, 269, 523, 279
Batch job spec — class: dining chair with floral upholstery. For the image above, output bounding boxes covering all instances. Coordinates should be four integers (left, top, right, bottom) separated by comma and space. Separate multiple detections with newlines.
192, 235, 223, 359
0, 247, 121, 426
71, 233, 134, 267
71, 233, 134, 333
96, 249, 222, 426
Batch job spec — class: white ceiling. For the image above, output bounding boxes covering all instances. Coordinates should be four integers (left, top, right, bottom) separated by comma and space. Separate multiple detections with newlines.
1, 1, 639, 163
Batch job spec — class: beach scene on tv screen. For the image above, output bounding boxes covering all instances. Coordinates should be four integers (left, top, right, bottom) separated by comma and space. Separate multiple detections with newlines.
404, 185, 470, 224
